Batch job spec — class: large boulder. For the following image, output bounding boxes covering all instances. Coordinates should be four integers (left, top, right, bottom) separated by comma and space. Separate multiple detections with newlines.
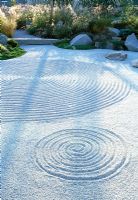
70, 34, 93, 46
0, 34, 8, 45
125, 33, 138, 52
108, 27, 120, 37
105, 52, 127, 61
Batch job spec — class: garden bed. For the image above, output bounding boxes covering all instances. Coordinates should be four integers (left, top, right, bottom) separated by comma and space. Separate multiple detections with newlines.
0, 3, 138, 53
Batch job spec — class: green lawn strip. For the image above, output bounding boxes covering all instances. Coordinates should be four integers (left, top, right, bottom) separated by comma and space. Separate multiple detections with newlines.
55, 40, 95, 50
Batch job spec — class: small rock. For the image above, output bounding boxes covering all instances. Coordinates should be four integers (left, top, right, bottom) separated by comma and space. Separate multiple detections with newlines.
70, 34, 93, 46
125, 33, 138, 52
108, 27, 120, 37
105, 53, 127, 61
132, 60, 138, 68
0, 34, 8, 45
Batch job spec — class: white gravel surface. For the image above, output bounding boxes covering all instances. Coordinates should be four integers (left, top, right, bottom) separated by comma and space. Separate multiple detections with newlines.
1, 45, 138, 200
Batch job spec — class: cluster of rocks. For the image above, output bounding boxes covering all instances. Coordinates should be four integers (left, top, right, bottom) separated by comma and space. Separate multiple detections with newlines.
0, 33, 8, 45
1, 31, 137, 67
69, 32, 138, 65
70, 29, 138, 52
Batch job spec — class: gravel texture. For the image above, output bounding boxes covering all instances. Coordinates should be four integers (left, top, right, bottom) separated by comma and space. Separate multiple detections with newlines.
1, 45, 138, 200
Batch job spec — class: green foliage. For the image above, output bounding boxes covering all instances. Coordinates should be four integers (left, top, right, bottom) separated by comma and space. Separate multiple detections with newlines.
54, 7, 73, 25
0, 44, 9, 54
0, 44, 25, 60
112, 20, 129, 29
28, 25, 39, 35
112, 4, 138, 32
34, 12, 51, 28
72, 14, 90, 34
111, 39, 125, 50
78, 0, 133, 7
1, 2, 137, 39
52, 8, 74, 38
27, 5, 113, 38
55, 39, 94, 50
53, 26, 72, 38
7, 39, 19, 48
129, 16, 138, 31
119, 28, 134, 40
0, 46, 25, 60
16, 5, 34, 29
28, 6, 74, 38
88, 18, 111, 34
52, 0, 73, 7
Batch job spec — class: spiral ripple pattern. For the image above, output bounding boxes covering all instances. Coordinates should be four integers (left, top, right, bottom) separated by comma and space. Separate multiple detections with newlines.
1, 60, 130, 122
35, 128, 129, 181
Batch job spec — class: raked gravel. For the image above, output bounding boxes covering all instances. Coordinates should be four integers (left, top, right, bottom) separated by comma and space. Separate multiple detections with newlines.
1, 45, 138, 200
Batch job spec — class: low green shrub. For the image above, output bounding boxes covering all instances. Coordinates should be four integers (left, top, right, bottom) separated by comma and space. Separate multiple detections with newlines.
0, 46, 25, 60
119, 28, 134, 40
129, 16, 138, 31
111, 40, 125, 50
27, 9, 53, 37
54, 7, 74, 26
53, 26, 72, 38
0, 41, 25, 60
17, 18, 27, 29
112, 19, 129, 29
55, 39, 94, 50
88, 18, 112, 34
7, 39, 19, 48
8, 4, 34, 29
0, 44, 9, 53
27, 25, 37, 35
72, 14, 90, 35
113, 5, 138, 30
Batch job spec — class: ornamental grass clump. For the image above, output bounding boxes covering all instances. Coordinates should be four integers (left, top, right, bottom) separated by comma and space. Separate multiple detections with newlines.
52, 6, 75, 38
88, 18, 112, 34
28, 6, 52, 37
0, 7, 17, 37
27, 5, 75, 38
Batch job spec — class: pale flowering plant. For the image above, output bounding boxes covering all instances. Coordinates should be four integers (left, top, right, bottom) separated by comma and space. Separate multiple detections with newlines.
0, 6, 17, 37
